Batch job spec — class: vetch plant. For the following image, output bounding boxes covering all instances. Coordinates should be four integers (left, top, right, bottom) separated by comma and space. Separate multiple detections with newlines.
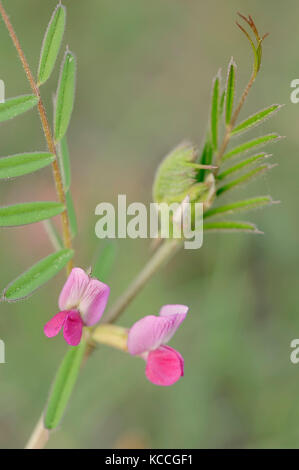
0, 3, 282, 449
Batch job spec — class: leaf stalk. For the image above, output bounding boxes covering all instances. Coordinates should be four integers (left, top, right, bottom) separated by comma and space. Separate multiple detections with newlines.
0, 1, 73, 273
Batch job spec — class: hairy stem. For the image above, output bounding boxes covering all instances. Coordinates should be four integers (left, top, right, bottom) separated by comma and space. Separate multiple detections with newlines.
0, 1, 73, 273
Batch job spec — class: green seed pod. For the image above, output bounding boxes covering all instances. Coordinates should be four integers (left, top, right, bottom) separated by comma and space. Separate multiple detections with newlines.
153, 141, 215, 205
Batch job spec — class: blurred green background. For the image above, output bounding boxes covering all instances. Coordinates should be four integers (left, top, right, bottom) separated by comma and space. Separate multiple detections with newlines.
0, 0, 298, 449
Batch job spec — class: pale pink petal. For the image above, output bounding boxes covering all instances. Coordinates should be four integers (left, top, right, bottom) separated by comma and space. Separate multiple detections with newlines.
78, 279, 110, 326
158, 304, 188, 344
159, 304, 189, 317
44, 311, 68, 338
58, 267, 89, 311
145, 345, 184, 386
63, 310, 84, 346
128, 306, 188, 355
127, 313, 182, 355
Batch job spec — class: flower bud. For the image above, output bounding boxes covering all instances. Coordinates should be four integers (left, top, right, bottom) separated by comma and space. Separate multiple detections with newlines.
153, 141, 216, 207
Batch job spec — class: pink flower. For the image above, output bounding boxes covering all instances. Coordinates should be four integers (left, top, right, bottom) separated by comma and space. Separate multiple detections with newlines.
127, 304, 188, 386
44, 267, 110, 346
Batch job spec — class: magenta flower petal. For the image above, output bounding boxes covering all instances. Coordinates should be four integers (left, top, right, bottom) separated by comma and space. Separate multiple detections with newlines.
128, 307, 188, 356
44, 311, 68, 338
78, 279, 110, 326
145, 345, 184, 386
58, 267, 89, 311
63, 310, 84, 346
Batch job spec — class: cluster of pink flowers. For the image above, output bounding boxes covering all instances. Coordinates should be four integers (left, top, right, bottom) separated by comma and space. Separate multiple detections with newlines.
44, 267, 188, 386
